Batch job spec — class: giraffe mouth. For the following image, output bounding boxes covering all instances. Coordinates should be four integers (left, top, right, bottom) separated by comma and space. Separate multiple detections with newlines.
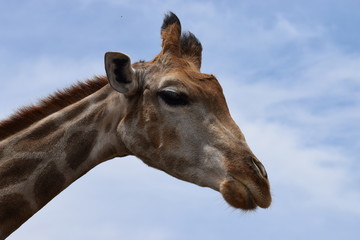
219, 177, 271, 210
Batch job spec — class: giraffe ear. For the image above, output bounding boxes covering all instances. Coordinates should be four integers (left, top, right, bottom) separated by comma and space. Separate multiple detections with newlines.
105, 52, 138, 96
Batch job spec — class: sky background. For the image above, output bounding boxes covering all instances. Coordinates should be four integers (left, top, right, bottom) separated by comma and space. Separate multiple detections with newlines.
0, 0, 359, 239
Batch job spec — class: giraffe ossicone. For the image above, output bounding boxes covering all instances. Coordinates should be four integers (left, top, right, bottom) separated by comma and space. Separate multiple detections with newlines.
0, 12, 271, 239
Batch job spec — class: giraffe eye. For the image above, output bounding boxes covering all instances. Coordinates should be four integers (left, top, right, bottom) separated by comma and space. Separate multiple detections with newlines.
157, 90, 189, 106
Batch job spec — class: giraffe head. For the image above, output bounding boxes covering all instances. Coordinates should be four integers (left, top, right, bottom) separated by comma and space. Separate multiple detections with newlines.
105, 12, 271, 210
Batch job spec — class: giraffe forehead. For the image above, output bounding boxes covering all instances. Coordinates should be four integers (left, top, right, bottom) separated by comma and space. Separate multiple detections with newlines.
137, 56, 219, 93
151, 69, 223, 97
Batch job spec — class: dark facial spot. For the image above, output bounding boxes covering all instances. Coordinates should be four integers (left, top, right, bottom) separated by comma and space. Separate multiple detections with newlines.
27, 121, 58, 140
135, 112, 145, 129
34, 162, 65, 208
162, 127, 180, 147
0, 193, 33, 239
147, 124, 161, 148
142, 110, 161, 148
65, 102, 89, 121
0, 158, 42, 189
132, 132, 151, 152
105, 122, 112, 133
135, 95, 163, 149
65, 130, 98, 170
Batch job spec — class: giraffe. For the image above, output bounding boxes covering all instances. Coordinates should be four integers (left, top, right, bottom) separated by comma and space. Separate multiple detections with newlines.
0, 12, 271, 239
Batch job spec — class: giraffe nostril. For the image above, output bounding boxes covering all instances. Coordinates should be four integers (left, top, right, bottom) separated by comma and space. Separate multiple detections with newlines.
252, 159, 268, 179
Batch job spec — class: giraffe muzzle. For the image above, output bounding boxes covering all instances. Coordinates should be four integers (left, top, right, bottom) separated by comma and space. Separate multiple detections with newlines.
220, 176, 271, 210
219, 155, 271, 210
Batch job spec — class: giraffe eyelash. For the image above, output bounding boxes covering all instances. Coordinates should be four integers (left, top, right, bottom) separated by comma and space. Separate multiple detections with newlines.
157, 90, 189, 106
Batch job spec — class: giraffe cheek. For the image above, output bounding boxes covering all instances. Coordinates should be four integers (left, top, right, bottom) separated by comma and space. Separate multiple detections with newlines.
117, 118, 153, 156
141, 105, 162, 149
161, 126, 181, 148
146, 126, 161, 149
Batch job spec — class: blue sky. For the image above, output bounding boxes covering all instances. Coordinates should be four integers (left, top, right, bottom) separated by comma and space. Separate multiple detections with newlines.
1, 0, 359, 239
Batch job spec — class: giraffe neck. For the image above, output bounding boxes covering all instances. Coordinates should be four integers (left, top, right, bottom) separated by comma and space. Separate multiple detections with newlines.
0, 84, 128, 239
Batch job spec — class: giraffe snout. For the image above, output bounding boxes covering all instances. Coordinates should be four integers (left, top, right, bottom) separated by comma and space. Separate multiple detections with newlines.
251, 157, 268, 180
220, 152, 271, 210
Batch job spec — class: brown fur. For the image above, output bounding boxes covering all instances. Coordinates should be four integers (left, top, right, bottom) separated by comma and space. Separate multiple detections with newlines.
64, 101, 90, 122
162, 127, 180, 148
34, 162, 66, 208
14, 129, 65, 153
92, 104, 109, 122
180, 32, 202, 69
65, 130, 98, 170
161, 12, 182, 55
0, 193, 33, 239
27, 121, 58, 140
0, 158, 42, 189
0, 76, 108, 141
105, 122, 112, 133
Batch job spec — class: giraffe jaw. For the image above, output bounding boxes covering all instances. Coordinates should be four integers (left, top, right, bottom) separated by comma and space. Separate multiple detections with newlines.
219, 177, 271, 210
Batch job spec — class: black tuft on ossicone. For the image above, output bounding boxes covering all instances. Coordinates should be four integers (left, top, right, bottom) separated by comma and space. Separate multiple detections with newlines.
180, 32, 203, 54
180, 31, 203, 69
161, 12, 181, 30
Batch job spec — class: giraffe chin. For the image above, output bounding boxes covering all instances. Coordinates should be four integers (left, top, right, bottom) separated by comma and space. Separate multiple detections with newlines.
220, 179, 270, 210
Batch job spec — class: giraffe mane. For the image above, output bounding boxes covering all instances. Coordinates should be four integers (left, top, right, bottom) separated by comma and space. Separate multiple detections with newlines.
0, 76, 108, 141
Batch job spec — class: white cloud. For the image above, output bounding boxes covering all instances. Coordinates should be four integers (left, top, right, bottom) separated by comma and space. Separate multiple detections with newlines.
241, 120, 360, 214
0, 56, 104, 118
